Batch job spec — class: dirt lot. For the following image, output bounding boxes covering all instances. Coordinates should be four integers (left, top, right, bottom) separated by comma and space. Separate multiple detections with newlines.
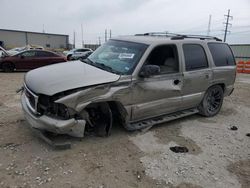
0, 73, 249, 188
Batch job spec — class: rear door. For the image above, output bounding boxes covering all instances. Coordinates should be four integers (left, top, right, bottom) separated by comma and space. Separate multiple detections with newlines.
35, 51, 63, 67
180, 43, 213, 109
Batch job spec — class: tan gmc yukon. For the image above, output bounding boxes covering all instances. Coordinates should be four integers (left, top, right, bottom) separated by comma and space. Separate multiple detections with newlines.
21, 33, 236, 139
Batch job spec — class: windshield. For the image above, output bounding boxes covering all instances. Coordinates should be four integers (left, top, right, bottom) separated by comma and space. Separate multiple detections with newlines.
86, 40, 148, 75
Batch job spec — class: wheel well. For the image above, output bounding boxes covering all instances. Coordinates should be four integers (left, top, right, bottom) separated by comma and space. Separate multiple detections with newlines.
67, 54, 72, 60
108, 101, 128, 125
82, 101, 127, 136
206, 83, 225, 93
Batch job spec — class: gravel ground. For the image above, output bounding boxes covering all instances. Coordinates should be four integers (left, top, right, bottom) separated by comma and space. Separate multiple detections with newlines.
0, 72, 249, 188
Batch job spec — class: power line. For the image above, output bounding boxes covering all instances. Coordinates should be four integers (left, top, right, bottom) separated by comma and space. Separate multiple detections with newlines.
230, 30, 250, 34
223, 9, 233, 42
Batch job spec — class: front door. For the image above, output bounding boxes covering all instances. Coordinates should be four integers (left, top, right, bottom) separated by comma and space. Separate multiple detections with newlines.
15, 51, 37, 70
131, 44, 183, 122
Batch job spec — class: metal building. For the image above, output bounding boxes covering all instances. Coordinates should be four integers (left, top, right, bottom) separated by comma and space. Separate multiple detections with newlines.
230, 44, 250, 62
0, 29, 69, 49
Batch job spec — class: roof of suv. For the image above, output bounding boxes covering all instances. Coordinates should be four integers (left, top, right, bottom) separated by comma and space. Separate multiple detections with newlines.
112, 34, 223, 45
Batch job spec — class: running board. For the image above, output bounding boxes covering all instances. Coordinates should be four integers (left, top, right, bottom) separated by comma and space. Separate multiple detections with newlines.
125, 108, 199, 131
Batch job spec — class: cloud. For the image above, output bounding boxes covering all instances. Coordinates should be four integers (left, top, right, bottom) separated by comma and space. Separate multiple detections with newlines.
0, 0, 249, 45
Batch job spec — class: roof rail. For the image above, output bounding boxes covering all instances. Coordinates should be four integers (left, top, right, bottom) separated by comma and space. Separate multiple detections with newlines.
135, 32, 222, 42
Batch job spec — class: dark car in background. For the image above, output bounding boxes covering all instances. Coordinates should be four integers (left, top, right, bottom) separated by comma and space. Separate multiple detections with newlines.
0, 50, 67, 72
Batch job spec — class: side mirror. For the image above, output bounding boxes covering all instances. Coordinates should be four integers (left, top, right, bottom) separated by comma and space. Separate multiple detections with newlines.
139, 65, 160, 78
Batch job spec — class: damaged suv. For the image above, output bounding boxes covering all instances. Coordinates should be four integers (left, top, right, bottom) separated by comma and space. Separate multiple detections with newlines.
21, 33, 236, 138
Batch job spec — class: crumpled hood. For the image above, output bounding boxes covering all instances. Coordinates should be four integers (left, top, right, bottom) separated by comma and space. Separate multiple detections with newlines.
25, 60, 120, 96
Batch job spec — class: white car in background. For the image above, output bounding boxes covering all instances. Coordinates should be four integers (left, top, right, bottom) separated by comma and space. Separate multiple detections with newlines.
7, 47, 23, 55
65, 48, 92, 60
70, 51, 93, 60
0, 46, 9, 58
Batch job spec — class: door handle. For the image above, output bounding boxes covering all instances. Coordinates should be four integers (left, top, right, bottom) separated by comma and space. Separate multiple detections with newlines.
173, 79, 181, 85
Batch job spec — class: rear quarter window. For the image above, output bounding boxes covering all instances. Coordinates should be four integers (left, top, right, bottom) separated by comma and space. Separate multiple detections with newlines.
37, 51, 58, 57
208, 43, 235, 66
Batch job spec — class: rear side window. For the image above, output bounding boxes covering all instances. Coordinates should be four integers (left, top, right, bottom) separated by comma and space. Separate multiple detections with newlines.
208, 43, 235, 66
36, 51, 57, 57
183, 44, 208, 71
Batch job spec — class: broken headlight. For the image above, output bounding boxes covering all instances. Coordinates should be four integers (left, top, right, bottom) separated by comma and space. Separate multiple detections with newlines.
37, 95, 76, 120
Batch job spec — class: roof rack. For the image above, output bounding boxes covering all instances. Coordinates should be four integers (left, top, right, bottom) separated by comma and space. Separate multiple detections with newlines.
135, 32, 222, 42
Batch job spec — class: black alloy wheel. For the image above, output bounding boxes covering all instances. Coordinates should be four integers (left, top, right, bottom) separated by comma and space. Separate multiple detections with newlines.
198, 85, 224, 117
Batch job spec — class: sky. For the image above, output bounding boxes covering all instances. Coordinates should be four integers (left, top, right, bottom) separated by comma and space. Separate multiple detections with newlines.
0, 0, 250, 46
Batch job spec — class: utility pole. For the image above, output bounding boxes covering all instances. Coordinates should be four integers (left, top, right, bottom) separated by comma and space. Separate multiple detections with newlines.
105, 29, 107, 42
207, 15, 212, 36
109, 29, 112, 39
81, 24, 84, 48
42, 24, 45, 33
73, 31, 76, 48
98, 37, 101, 45
223, 9, 233, 42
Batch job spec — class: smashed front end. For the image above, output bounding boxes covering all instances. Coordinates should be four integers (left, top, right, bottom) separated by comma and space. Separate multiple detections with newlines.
21, 84, 86, 137
21, 81, 123, 139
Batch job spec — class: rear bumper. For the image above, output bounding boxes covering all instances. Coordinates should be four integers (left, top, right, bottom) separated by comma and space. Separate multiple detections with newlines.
21, 93, 86, 137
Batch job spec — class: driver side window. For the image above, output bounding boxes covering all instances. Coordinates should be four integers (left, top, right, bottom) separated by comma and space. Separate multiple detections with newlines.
146, 45, 179, 74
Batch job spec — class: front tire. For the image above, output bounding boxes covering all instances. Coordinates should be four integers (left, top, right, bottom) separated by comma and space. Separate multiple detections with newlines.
2, 62, 14, 72
198, 85, 224, 117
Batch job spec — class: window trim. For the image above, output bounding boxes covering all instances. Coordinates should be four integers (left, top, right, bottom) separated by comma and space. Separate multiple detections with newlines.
140, 44, 180, 76
182, 43, 209, 72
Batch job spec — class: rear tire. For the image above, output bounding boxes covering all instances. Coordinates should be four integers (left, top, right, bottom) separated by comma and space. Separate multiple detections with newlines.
198, 85, 224, 117
2, 62, 14, 72
67, 55, 72, 61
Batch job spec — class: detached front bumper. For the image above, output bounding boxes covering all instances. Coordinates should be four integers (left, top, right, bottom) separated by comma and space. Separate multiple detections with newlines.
21, 93, 86, 138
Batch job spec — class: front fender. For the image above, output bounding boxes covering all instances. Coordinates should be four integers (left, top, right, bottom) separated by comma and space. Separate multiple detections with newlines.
55, 84, 130, 113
